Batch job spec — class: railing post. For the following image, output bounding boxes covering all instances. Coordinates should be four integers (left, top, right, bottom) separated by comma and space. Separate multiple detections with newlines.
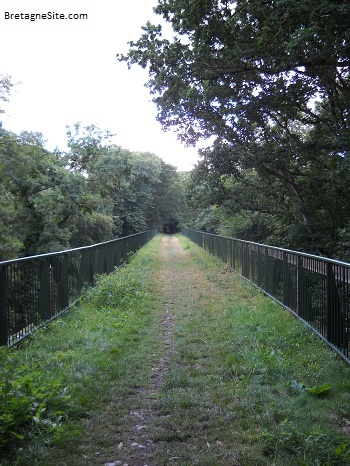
230, 238, 234, 270
265, 248, 270, 294
77, 249, 91, 291
283, 252, 293, 308
61, 254, 69, 310
38, 259, 51, 321
242, 243, 247, 278
257, 246, 263, 288
246, 243, 251, 279
0, 265, 8, 346
297, 256, 313, 322
297, 256, 305, 319
326, 262, 345, 348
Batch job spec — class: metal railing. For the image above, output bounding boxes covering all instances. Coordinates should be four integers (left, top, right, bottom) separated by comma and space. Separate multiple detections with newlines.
182, 228, 350, 364
0, 229, 158, 347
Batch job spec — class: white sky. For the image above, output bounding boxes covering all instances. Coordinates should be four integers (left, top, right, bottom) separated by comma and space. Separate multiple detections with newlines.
0, 0, 201, 171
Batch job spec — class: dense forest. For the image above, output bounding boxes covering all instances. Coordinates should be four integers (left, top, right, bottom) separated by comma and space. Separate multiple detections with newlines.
120, 0, 350, 262
2, 0, 350, 263
0, 83, 188, 261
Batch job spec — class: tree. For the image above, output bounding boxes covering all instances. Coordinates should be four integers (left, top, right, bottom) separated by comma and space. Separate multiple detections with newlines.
0, 186, 23, 260
119, 0, 350, 257
186, 140, 350, 256
0, 75, 14, 121
0, 129, 114, 259
0, 118, 190, 260
66, 122, 115, 173
149, 160, 184, 229
119, 0, 350, 147
91, 147, 163, 236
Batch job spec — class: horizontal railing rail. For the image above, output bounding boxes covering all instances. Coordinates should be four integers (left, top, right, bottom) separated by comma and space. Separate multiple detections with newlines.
182, 228, 350, 364
0, 229, 158, 347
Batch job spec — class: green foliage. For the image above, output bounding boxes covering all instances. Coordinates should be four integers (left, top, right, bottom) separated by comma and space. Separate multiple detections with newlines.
0, 75, 13, 117
0, 348, 70, 450
87, 267, 143, 309
262, 420, 350, 465
306, 384, 332, 396
0, 128, 116, 257
290, 380, 333, 397
90, 145, 184, 236
191, 205, 221, 233
149, 160, 185, 229
120, 0, 350, 148
120, 0, 350, 259
66, 122, 115, 173
0, 189, 23, 260
0, 121, 184, 260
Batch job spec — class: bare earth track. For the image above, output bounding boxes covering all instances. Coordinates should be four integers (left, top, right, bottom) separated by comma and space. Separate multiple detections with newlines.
108, 235, 193, 466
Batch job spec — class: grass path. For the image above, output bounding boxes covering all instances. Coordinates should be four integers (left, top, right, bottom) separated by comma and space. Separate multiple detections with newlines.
2, 234, 350, 465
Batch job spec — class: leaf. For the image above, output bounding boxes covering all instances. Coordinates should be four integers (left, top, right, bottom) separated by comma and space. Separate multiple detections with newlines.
12, 432, 25, 440
306, 384, 332, 396
335, 442, 348, 457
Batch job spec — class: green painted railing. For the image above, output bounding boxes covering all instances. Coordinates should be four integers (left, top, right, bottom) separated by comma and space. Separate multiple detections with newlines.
182, 228, 350, 364
0, 229, 158, 347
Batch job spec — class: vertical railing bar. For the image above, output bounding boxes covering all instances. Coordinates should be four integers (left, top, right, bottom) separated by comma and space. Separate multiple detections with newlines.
0, 265, 8, 346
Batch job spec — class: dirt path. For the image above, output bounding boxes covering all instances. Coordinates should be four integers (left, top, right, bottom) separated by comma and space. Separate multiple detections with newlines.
108, 235, 194, 466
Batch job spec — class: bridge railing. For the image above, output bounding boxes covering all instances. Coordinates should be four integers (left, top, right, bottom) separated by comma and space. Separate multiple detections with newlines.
182, 228, 350, 364
0, 229, 158, 347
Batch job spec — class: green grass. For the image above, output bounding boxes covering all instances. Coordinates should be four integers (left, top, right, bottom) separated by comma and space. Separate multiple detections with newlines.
1, 234, 350, 465
0, 238, 163, 465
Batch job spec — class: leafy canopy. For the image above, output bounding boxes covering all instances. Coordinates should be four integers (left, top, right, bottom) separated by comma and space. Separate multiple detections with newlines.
119, 0, 350, 148
119, 0, 350, 257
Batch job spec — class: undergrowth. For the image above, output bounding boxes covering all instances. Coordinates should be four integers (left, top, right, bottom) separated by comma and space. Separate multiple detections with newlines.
0, 348, 70, 450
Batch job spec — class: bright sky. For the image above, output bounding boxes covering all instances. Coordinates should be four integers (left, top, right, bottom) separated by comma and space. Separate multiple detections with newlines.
0, 0, 201, 171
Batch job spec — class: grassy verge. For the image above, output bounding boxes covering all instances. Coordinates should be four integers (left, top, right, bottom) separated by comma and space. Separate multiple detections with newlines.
1, 234, 350, 465
0, 237, 164, 465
